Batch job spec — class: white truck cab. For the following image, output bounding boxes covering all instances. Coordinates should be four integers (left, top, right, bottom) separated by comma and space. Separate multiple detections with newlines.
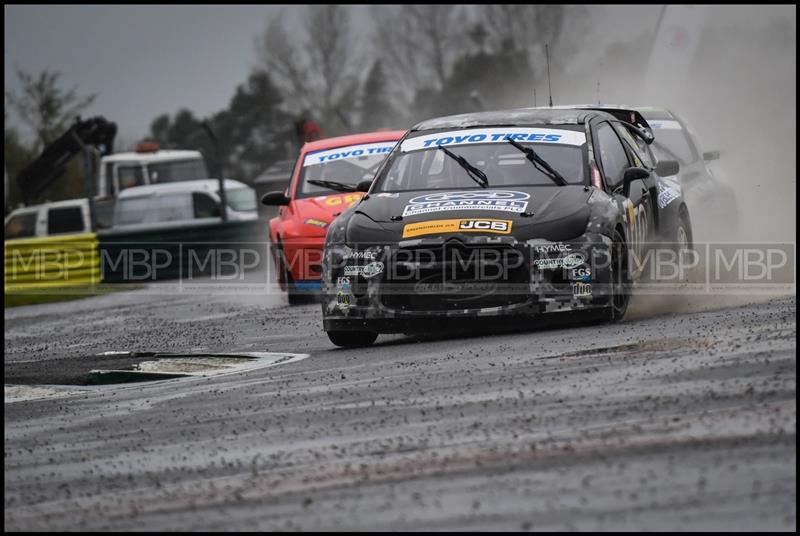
93, 142, 210, 228
97, 142, 209, 199
4, 198, 93, 240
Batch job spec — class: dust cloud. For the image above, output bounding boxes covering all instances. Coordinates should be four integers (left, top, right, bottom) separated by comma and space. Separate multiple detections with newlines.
554, 6, 796, 316
560, 5, 796, 244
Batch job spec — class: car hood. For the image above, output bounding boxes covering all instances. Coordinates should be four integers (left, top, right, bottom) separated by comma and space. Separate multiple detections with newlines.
294, 192, 365, 233
350, 186, 592, 243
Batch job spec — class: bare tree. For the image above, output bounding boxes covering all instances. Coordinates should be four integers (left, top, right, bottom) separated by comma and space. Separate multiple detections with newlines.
255, 6, 361, 132
371, 5, 466, 105
6, 68, 96, 149
478, 5, 588, 68
256, 13, 314, 109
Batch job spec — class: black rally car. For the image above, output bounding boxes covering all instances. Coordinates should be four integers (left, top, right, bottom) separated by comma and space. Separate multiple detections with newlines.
321, 108, 692, 347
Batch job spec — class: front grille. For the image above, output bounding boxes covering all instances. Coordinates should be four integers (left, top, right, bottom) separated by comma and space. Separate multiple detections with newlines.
381, 242, 530, 312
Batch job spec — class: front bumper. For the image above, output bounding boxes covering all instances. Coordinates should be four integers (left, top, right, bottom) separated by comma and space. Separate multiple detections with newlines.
321, 233, 615, 333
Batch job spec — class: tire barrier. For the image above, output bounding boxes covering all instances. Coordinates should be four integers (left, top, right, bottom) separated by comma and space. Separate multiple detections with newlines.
4, 233, 101, 293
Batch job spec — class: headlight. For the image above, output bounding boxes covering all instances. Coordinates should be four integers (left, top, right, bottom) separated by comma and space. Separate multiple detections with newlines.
325, 217, 348, 247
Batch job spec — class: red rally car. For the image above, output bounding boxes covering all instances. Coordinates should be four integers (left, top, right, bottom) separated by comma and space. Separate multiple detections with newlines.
261, 130, 405, 304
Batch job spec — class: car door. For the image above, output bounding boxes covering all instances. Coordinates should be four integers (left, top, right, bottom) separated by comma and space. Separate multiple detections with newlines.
592, 120, 654, 264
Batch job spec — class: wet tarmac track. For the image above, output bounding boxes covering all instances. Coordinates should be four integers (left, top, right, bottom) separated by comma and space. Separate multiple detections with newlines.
4, 287, 796, 530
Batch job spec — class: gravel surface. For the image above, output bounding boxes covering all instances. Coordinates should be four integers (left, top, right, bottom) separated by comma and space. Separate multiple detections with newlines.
4, 286, 796, 531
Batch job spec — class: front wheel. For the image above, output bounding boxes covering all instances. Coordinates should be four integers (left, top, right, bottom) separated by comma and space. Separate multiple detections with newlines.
605, 227, 632, 322
672, 208, 694, 254
274, 239, 313, 305
671, 208, 697, 284
327, 330, 378, 348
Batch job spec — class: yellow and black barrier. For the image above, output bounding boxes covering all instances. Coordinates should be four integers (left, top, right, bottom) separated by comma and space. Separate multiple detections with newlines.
4, 233, 101, 293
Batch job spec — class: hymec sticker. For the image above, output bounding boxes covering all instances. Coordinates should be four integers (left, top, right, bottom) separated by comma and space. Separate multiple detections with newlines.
400, 127, 586, 152
304, 141, 397, 167
402, 190, 530, 217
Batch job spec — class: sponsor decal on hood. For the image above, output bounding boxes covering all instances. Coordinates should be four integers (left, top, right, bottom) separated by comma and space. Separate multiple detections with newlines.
304, 218, 329, 228
402, 218, 512, 238
401, 190, 530, 217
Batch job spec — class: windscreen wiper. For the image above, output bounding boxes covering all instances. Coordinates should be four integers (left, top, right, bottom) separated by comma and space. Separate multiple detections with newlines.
307, 179, 358, 192
437, 145, 489, 188
505, 137, 568, 186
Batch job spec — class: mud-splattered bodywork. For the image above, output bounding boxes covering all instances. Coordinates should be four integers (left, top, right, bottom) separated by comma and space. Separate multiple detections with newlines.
321, 108, 691, 334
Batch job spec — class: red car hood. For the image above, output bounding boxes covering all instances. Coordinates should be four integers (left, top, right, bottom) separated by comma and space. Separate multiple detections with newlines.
293, 192, 364, 235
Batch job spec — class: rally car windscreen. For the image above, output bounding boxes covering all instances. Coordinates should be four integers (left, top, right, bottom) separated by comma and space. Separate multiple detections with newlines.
375, 127, 587, 192
297, 141, 397, 198
649, 128, 695, 165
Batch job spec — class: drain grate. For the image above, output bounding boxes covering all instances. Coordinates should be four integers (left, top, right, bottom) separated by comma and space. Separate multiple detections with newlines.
5, 351, 309, 392
87, 351, 304, 384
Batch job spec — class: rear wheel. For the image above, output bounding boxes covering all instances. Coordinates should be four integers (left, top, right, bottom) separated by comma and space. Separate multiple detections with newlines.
327, 330, 378, 348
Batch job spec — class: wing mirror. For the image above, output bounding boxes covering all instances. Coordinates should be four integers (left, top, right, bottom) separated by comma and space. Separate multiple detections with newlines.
703, 150, 720, 162
655, 159, 680, 177
622, 167, 650, 197
260, 191, 290, 206
355, 179, 373, 193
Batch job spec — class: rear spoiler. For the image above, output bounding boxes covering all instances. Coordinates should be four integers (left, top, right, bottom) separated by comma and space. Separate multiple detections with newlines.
533, 105, 655, 144
572, 107, 655, 144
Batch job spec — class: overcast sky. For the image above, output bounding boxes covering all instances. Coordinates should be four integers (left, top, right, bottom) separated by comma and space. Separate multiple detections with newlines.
4, 5, 663, 145
5, 5, 305, 144
4, 5, 791, 146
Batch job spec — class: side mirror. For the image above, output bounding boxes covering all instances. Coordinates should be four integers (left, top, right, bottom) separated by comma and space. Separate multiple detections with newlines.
355, 180, 373, 193
260, 191, 290, 206
655, 159, 680, 177
622, 167, 650, 196
702, 150, 720, 162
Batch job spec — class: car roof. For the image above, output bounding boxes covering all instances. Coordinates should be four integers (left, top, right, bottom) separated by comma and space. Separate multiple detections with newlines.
6, 198, 88, 215
101, 150, 203, 164
301, 130, 406, 153
411, 107, 613, 132
117, 179, 248, 199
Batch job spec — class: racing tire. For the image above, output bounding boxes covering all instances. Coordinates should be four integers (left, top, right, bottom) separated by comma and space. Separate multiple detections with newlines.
327, 330, 378, 348
671, 207, 696, 284
274, 239, 313, 306
605, 227, 632, 323
671, 207, 694, 255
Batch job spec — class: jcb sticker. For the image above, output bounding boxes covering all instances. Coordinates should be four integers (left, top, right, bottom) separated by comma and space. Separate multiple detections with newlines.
402, 218, 512, 238
325, 193, 363, 206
